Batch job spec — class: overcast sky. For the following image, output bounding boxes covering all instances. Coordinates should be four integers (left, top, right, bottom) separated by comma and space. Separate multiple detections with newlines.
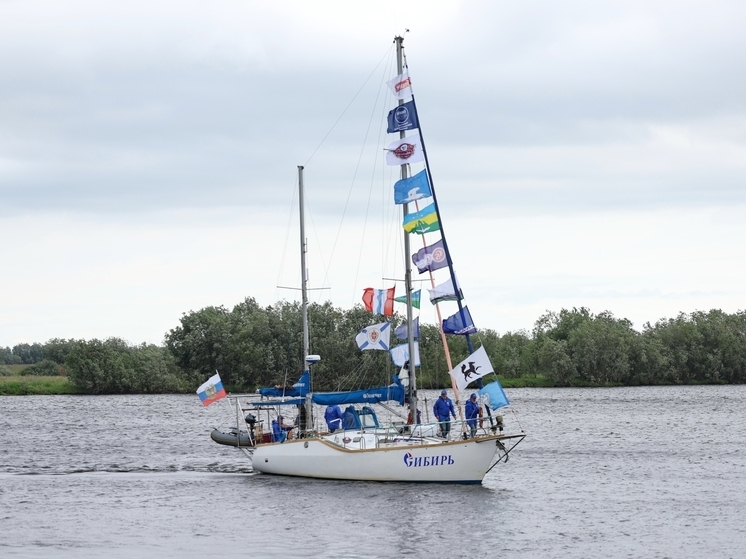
2, 0, 745, 347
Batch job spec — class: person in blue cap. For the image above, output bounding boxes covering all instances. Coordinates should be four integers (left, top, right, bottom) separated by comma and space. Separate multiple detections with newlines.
465, 393, 480, 438
433, 389, 457, 439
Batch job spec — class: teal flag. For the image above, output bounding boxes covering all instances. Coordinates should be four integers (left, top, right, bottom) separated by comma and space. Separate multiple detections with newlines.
394, 290, 421, 309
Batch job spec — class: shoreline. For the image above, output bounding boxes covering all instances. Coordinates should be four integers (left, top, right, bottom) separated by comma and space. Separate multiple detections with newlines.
0, 374, 737, 396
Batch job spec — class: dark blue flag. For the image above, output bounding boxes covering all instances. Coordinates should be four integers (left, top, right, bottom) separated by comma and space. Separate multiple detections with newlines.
395, 317, 420, 340
412, 239, 448, 274
442, 306, 477, 335
387, 100, 419, 133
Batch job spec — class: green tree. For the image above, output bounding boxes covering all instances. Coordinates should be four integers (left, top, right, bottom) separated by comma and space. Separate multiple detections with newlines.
42, 338, 78, 365
1, 347, 19, 365
12, 343, 44, 364
66, 338, 187, 394
165, 305, 232, 384
536, 338, 576, 385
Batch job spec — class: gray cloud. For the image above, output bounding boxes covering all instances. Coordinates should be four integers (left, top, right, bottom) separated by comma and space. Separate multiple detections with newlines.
2, 1, 744, 220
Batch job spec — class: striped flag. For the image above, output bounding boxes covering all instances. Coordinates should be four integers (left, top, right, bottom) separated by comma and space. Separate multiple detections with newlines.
403, 203, 440, 234
362, 287, 395, 316
196, 372, 227, 407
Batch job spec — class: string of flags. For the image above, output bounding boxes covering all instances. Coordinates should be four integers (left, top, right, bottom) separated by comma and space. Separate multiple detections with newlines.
361, 67, 478, 339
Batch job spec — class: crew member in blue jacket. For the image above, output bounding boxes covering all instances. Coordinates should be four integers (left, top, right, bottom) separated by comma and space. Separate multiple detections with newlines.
433, 389, 457, 439
271, 415, 292, 443
465, 393, 480, 438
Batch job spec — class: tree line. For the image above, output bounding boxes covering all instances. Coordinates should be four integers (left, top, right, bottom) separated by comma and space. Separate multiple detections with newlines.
3, 299, 745, 392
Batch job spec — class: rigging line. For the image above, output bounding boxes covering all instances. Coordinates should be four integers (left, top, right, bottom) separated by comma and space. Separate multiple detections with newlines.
385, 162, 404, 290
303, 196, 331, 305
275, 173, 300, 303
348, 355, 376, 388
303, 45, 393, 167
333, 360, 367, 392
378, 95, 399, 285
344, 50, 396, 306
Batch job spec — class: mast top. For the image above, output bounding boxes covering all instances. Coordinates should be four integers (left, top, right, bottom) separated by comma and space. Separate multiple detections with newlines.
393, 29, 409, 43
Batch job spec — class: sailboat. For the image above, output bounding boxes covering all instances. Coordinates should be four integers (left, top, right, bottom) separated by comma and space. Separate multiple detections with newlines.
213, 36, 525, 483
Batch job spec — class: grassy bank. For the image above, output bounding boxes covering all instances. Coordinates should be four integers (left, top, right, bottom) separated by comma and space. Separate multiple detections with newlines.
0, 374, 557, 395
498, 376, 557, 388
1, 373, 728, 396
0, 375, 82, 395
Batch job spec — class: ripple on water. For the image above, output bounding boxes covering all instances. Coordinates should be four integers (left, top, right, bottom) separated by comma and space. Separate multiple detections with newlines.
1, 387, 745, 559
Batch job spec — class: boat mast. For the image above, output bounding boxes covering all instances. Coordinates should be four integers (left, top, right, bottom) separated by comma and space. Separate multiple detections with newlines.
298, 165, 309, 364
298, 165, 313, 431
395, 35, 418, 425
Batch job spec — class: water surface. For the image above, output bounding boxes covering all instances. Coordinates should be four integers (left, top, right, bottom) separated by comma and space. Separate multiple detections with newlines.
1, 386, 744, 558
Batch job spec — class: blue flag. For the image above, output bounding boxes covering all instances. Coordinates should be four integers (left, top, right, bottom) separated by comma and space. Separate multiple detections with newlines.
479, 380, 510, 410
387, 100, 419, 133
394, 317, 420, 340
442, 306, 477, 335
394, 169, 432, 205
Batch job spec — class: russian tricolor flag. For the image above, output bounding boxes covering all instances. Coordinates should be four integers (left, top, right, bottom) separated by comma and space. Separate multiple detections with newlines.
196, 373, 227, 406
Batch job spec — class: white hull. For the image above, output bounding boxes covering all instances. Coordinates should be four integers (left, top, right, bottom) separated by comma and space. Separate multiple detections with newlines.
251, 434, 508, 483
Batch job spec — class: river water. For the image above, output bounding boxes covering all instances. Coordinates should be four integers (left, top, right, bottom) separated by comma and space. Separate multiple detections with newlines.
1, 386, 744, 558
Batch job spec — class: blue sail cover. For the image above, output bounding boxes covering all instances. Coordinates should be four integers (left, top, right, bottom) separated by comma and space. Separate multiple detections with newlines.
258, 371, 310, 398
312, 382, 405, 406
257, 373, 405, 406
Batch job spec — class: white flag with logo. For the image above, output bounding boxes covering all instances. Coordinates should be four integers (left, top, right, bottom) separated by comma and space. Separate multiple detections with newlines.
387, 71, 413, 100
448, 346, 494, 392
355, 322, 391, 351
428, 275, 462, 305
386, 135, 424, 166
